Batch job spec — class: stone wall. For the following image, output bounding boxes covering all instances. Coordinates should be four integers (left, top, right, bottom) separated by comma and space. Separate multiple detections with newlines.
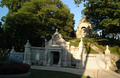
9, 47, 24, 63
110, 54, 120, 70
10, 53, 24, 63
70, 46, 79, 65
83, 54, 105, 69
9, 30, 113, 70
31, 47, 45, 65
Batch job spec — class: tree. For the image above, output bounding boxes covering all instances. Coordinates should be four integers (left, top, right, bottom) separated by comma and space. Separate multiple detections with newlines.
0, 22, 4, 53
0, 22, 3, 46
0, 0, 30, 13
82, 0, 120, 37
0, 0, 75, 51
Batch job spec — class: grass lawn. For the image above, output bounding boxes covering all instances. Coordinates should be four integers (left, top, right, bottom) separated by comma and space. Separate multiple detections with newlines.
68, 38, 99, 54
27, 69, 89, 78
68, 37, 120, 55
85, 44, 99, 54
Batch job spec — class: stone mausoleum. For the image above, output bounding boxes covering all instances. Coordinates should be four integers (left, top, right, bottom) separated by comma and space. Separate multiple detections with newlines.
10, 29, 111, 70
76, 17, 97, 38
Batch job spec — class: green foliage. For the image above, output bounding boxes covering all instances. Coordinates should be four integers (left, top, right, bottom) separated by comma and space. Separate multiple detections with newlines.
68, 38, 80, 47
68, 38, 99, 54
118, 69, 120, 74
109, 46, 120, 55
0, 56, 8, 62
68, 37, 95, 47
0, 0, 30, 12
74, 0, 81, 4
0, 22, 4, 49
0, 62, 30, 75
85, 44, 99, 54
82, 0, 120, 34
0, 0, 75, 51
28, 69, 88, 78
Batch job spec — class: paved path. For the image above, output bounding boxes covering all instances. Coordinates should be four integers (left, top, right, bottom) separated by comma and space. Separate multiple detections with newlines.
31, 66, 120, 78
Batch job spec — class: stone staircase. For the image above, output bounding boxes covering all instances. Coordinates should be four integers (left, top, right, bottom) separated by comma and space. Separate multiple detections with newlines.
110, 54, 120, 71
110, 55, 118, 71
87, 42, 103, 54
87, 42, 118, 71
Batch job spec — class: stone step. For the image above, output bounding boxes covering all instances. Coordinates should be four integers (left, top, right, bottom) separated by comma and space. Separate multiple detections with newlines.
110, 56, 118, 71
111, 54, 120, 70
87, 42, 103, 54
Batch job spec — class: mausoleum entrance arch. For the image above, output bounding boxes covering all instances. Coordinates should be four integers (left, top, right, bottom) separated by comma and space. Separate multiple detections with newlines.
51, 51, 59, 64
47, 48, 62, 66
81, 27, 86, 37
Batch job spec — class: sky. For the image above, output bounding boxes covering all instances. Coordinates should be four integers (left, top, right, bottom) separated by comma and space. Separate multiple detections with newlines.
0, 0, 86, 30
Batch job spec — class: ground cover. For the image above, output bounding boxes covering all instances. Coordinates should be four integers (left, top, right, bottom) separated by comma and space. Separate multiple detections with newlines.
0, 61, 30, 75
68, 38, 99, 54
85, 44, 99, 54
0, 56, 30, 75
27, 69, 89, 78
68, 37, 120, 55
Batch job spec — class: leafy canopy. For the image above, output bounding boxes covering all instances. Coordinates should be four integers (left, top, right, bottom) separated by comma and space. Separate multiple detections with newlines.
0, 0, 75, 51
82, 0, 120, 34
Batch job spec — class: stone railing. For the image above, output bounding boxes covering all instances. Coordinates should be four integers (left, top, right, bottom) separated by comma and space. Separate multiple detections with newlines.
111, 54, 120, 62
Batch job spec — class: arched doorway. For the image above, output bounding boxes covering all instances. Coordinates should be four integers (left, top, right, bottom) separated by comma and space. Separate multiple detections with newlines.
52, 52, 59, 64
81, 27, 86, 37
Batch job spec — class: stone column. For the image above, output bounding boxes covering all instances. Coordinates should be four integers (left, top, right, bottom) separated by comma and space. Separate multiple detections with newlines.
64, 52, 67, 66
82, 46, 86, 67
76, 38, 84, 69
44, 40, 48, 66
47, 51, 51, 66
9, 46, 15, 60
23, 40, 31, 65
58, 51, 61, 66
43, 51, 47, 65
66, 42, 71, 66
105, 45, 111, 70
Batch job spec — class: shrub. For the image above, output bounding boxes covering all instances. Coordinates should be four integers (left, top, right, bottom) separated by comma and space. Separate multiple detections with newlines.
0, 56, 8, 62
0, 62, 30, 75
118, 69, 120, 74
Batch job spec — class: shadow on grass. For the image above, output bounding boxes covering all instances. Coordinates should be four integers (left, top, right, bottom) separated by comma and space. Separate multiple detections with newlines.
27, 69, 90, 78
96, 38, 120, 47
86, 37, 120, 55
85, 44, 91, 54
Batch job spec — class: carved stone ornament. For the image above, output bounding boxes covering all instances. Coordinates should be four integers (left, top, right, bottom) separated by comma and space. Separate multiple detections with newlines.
53, 34, 60, 45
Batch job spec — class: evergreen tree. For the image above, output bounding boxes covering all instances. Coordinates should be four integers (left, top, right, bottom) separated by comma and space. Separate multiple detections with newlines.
82, 0, 120, 37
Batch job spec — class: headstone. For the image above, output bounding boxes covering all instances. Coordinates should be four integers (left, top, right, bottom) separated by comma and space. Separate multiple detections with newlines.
9, 46, 15, 59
